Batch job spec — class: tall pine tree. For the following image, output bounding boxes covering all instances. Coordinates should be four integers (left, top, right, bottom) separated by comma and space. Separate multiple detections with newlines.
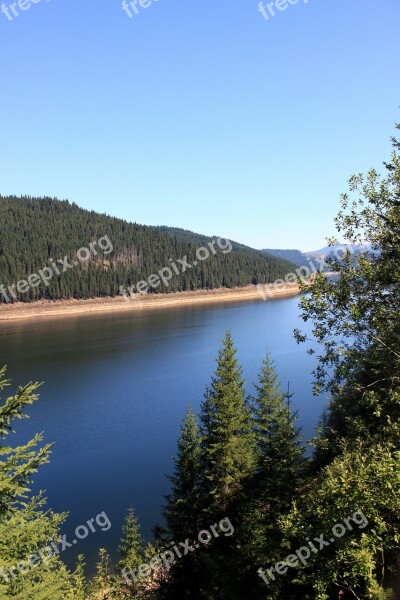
200, 331, 255, 519
163, 406, 202, 540
159, 408, 204, 599
192, 333, 256, 600
251, 354, 304, 520
236, 355, 305, 599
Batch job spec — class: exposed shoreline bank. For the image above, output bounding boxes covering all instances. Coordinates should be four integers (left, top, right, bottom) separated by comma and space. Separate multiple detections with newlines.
0, 284, 302, 322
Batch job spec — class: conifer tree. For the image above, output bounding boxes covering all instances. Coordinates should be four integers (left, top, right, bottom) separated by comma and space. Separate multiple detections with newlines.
159, 408, 203, 600
116, 507, 146, 598
0, 366, 75, 599
200, 331, 255, 519
163, 406, 202, 540
71, 555, 87, 600
182, 333, 256, 600
239, 355, 305, 598
89, 548, 113, 599
251, 354, 305, 519
119, 508, 144, 571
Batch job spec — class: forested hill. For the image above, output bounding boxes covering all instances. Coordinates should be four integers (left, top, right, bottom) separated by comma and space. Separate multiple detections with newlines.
0, 196, 295, 302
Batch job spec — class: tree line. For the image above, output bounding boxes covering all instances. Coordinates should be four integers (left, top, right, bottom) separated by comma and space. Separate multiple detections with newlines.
0, 196, 294, 302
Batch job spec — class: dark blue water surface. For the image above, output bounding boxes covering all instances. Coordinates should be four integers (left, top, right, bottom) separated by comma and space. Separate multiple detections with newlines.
0, 296, 323, 571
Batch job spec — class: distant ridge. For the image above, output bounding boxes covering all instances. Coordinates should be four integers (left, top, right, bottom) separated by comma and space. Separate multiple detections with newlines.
263, 244, 374, 273
262, 248, 314, 269
305, 243, 371, 257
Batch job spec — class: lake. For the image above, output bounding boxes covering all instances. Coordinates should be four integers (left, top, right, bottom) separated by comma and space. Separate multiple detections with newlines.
0, 296, 322, 572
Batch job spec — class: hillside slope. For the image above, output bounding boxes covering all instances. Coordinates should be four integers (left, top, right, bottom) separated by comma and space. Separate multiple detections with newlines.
0, 196, 296, 302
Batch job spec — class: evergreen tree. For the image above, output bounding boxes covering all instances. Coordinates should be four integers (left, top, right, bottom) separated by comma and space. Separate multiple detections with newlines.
163, 406, 202, 541
71, 555, 88, 600
251, 355, 304, 520
116, 507, 147, 599
188, 333, 257, 600
0, 366, 75, 599
240, 355, 305, 599
159, 408, 204, 599
119, 508, 144, 571
89, 548, 113, 600
200, 331, 255, 519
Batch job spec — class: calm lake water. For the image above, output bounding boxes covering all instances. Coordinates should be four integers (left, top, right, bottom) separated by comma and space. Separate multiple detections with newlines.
0, 296, 322, 571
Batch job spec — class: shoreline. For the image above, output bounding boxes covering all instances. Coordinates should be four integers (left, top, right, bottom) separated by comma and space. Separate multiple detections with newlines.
0, 284, 301, 322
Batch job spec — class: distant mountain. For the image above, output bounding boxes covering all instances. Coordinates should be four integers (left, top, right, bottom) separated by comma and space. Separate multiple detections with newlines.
305, 244, 373, 262
261, 249, 312, 268
262, 244, 374, 273
304, 244, 371, 256
0, 196, 297, 303
305, 244, 346, 256
261, 245, 371, 272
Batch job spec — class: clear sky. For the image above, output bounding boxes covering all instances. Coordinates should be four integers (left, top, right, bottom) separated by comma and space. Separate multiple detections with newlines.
0, 0, 399, 251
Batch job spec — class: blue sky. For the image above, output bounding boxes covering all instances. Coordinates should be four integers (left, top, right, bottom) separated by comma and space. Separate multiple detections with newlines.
0, 0, 399, 251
